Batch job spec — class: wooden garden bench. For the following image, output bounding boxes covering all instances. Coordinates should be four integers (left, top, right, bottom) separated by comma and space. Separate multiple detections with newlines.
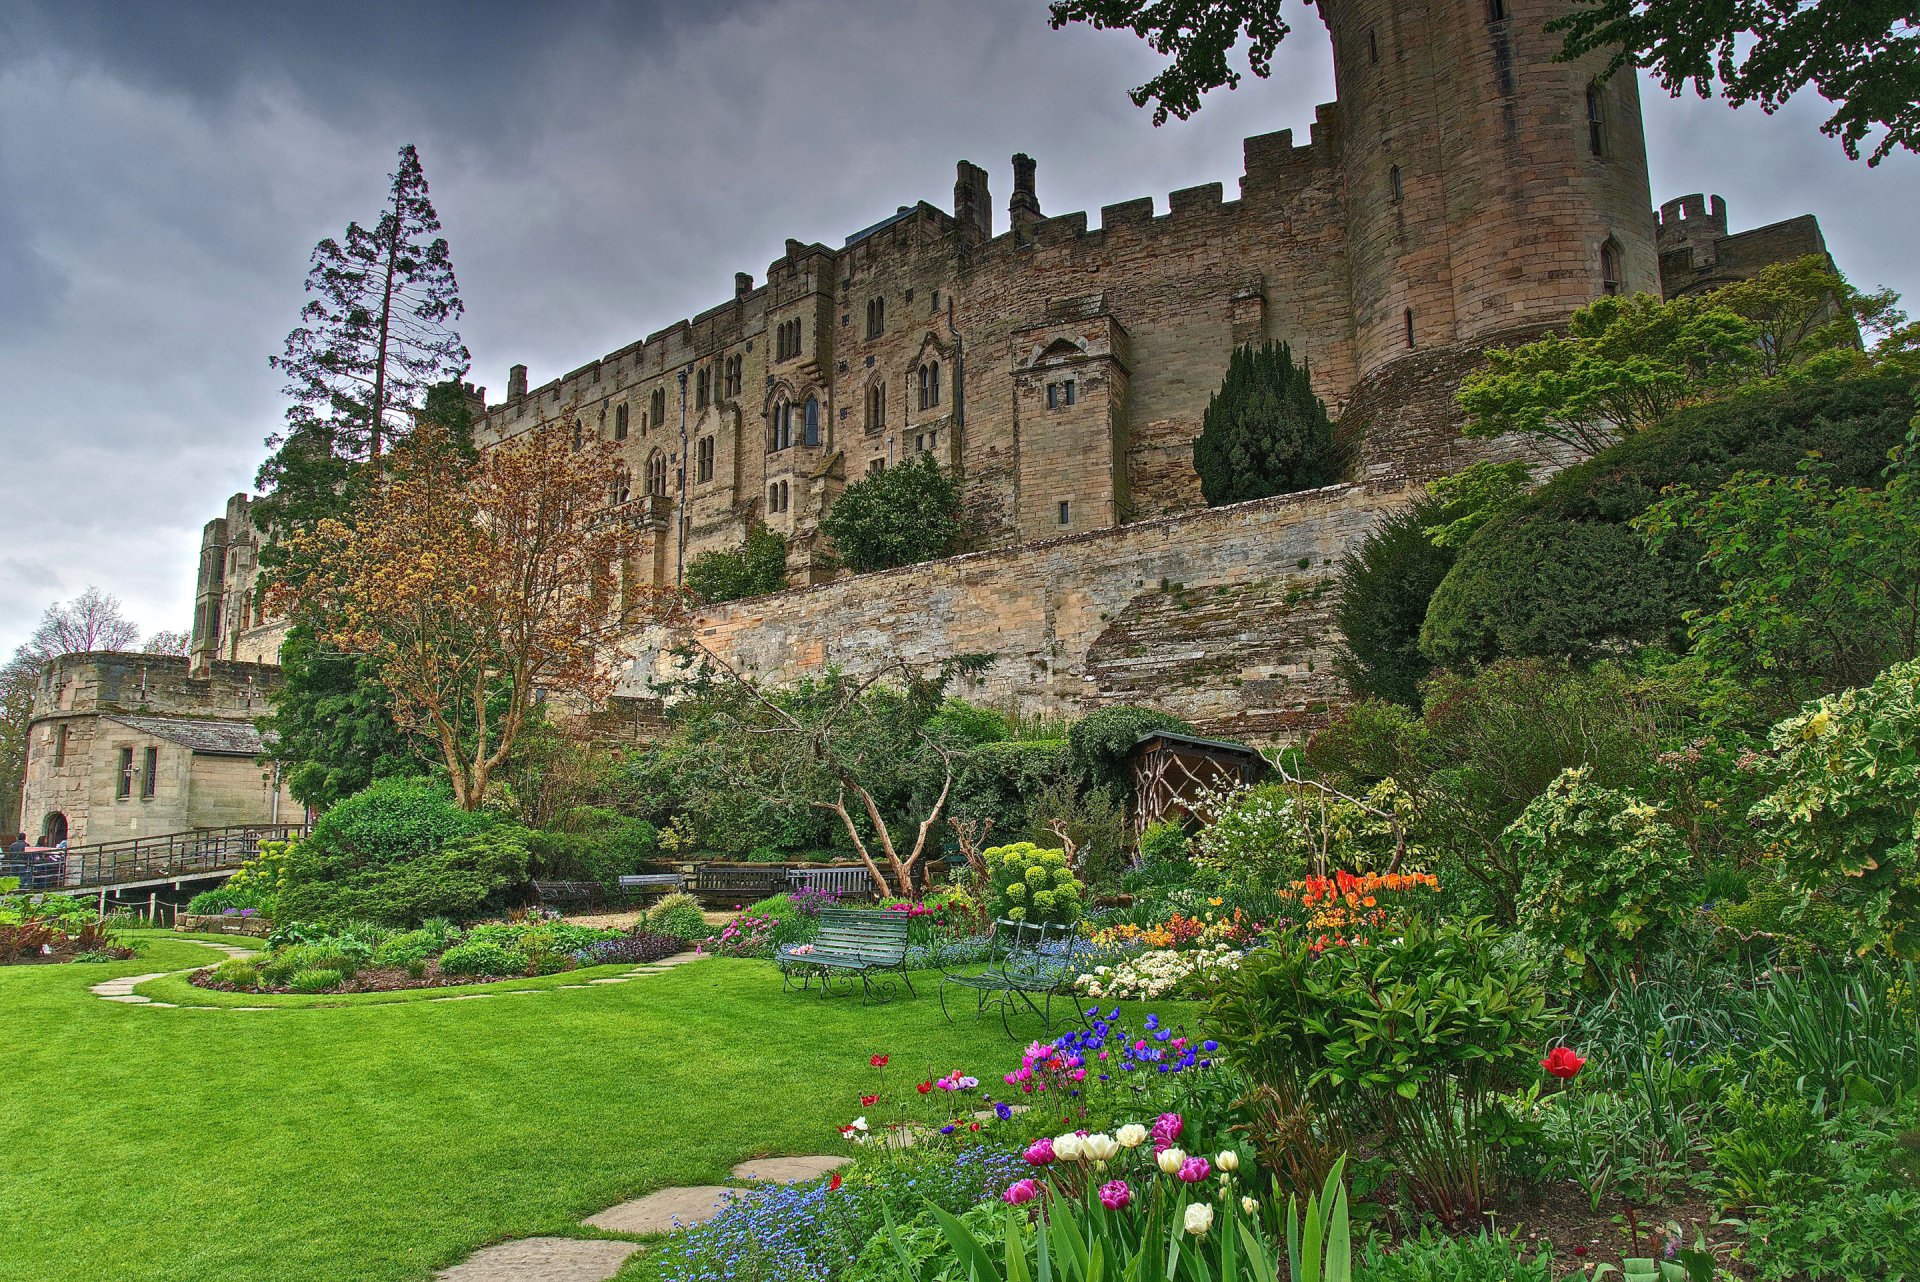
694, 864, 789, 906
775, 907, 915, 1003
616, 873, 683, 904
531, 879, 598, 912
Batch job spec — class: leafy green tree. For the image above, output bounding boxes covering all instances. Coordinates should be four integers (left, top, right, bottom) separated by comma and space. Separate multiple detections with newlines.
255, 145, 468, 589
1332, 496, 1455, 707
1420, 461, 1534, 551
1552, 1, 1920, 166
818, 455, 963, 573
1192, 341, 1341, 506
1458, 292, 1760, 457
684, 523, 788, 604
1712, 254, 1905, 378
1753, 659, 1920, 957
1065, 704, 1195, 797
1049, 0, 1917, 167
258, 624, 429, 811
1421, 372, 1917, 668
1638, 454, 1920, 706
0, 652, 36, 836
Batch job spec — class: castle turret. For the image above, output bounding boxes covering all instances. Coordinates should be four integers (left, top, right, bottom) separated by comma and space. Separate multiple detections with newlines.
188, 509, 230, 676
1323, 0, 1657, 397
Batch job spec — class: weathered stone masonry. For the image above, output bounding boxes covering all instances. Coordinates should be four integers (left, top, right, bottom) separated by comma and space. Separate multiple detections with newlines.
626, 483, 1405, 739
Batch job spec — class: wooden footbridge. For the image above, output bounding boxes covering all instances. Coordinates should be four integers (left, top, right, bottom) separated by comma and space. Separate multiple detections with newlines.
1, 823, 307, 897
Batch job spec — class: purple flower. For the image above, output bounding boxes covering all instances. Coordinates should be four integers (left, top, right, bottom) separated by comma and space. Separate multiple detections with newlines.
1151, 1112, 1184, 1150
1177, 1156, 1211, 1184
995, 1102, 1014, 1121
1024, 1138, 1055, 1166
1098, 1179, 1132, 1210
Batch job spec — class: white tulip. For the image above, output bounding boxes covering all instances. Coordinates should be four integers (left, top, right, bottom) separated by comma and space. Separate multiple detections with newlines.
1116, 1124, 1148, 1149
1184, 1203, 1214, 1236
1156, 1146, 1186, 1175
1241, 1196, 1259, 1215
1216, 1150, 1240, 1172
1081, 1132, 1119, 1162
1053, 1133, 1085, 1162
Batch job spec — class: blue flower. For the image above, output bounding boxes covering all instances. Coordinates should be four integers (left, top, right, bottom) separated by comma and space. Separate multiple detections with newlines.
1143, 1013, 1159, 1031
1202, 1039, 1219, 1052
995, 1102, 1013, 1120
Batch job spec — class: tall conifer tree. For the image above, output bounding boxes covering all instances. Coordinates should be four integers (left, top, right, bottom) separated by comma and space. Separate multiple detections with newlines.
1192, 341, 1341, 506
255, 144, 467, 555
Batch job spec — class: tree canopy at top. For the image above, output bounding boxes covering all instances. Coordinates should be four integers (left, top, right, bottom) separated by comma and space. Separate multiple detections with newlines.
1047, 0, 1919, 165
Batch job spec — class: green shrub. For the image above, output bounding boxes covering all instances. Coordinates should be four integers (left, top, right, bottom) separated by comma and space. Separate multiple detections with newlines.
276, 780, 529, 929
684, 522, 788, 604
949, 739, 1072, 837
1136, 820, 1189, 865
1210, 919, 1552, 1224
1065, 706, 1194, 797
645, 891, 710, 942
1192, 340, 1342, 506
982, 841, 1082, 924
527, 809, 660, 890
1753, 659, 1920, 956
369, 924, 460, 969
1357, 1229, 1556, 1282
1332, 496, 1455, 707
208, 959, 260, 989
1506, 766, 1697, 976
1420, 372, 1915, 666
259, 943, 359, 986
437, 940, 527, 977
288, 967, 345, 993
817, 454, 962, 573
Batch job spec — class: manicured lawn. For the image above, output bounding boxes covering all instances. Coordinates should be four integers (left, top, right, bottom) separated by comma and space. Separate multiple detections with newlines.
1, 933, 1044, 1282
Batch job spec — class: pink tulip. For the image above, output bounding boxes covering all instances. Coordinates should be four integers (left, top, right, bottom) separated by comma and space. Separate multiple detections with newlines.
1098, 1180, 1132, 1210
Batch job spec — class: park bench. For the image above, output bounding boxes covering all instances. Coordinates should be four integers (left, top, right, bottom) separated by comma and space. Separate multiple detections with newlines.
617, 872, 683, 905
786, 865, 876, 900
531, 879, 598, 912
940, 918, 1082, 1035
694, 864, 789, 906
775, 907, 915, 1003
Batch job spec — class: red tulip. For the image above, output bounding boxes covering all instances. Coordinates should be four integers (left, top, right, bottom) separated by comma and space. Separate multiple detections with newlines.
870, 1054, 889, 1068
917, 1080, 934, 1095
1542, 1047, 1586, 1080
860, 1094, 879, 1107
829, 1172, 843, 1191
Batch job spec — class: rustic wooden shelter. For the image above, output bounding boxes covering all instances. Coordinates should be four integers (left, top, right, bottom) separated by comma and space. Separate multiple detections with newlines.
1126, 729, 1271, 836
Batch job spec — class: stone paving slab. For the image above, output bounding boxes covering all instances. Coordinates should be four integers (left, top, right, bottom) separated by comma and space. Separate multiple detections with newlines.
582, 1186, 752, 1235
435, 1236, 640, 1282
587, 978, 629, 985
649, 952, 705, 968
730, 1154, 852, 1183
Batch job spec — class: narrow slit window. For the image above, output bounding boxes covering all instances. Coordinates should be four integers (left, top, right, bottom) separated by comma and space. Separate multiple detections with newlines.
614, 403, 629, 441
1058, 500, 1072, 526
116, 747, 134, 799
696, 437, 714, 483
1404, 307, 1416, 349
142, 747, 157, 798
1389, 164, 1403, 203
1586, 83, 1608, 157
1367, 26, 1379, 63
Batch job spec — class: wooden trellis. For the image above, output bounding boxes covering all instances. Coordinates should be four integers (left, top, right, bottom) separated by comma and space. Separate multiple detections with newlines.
1127, 731, 1270, 837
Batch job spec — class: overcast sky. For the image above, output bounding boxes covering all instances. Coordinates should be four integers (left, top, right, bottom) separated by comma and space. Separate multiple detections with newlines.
2, 0, 1915, 658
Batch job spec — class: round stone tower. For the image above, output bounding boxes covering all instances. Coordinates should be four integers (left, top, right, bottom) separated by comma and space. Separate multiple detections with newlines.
1320, 0, 1658, 477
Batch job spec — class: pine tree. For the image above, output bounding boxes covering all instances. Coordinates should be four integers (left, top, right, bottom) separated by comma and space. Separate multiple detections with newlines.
256, 143, 467, 549
1192, 341, 1341, 506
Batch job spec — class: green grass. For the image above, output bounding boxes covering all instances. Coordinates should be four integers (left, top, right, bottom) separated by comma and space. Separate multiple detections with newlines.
0, 931, 1052, 1282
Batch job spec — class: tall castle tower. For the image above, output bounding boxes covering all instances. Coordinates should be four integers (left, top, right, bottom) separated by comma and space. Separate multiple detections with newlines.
1323, 0, 1658, 475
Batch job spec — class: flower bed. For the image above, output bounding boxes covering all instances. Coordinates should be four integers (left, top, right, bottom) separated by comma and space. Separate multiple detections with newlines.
0, 890, 133, 964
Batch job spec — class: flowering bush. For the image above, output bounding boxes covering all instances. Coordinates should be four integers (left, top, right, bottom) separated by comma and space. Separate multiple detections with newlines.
574, 931, 683, 966
701, 912, 779, 957
1074, 945, 1240, 1001
983, 842, 1083, 925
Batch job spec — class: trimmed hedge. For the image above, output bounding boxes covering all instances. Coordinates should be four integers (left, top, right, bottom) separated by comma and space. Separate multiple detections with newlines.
1420, 373, 1916, 666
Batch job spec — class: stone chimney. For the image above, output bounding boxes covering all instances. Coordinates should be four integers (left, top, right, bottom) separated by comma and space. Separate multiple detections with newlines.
1009, 153, 1042, 231
735, 271, 754, 299
954, 160, 992, 242
507, 363, 528, 400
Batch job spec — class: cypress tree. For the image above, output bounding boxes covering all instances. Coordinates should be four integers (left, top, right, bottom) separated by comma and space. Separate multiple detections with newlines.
1192, 341, 1341, 506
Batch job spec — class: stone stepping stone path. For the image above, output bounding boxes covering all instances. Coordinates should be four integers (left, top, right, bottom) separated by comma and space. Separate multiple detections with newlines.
728, 1154, 851, 1183
436, 1150, 849, 1278
87, 949, 706, 1010
435, 1236, 640, 1282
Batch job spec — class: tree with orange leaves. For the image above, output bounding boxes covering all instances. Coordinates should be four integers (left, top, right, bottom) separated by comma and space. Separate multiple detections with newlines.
272, 411, 673, 809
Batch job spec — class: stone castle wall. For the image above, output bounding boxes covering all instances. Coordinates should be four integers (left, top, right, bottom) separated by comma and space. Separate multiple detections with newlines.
625, 482, 1411, 740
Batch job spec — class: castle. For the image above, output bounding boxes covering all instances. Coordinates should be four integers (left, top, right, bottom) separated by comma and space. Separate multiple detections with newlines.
20, 0, 1832, 849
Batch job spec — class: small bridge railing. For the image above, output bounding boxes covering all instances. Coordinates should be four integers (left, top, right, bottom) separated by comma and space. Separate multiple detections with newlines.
2, 823, 308, 891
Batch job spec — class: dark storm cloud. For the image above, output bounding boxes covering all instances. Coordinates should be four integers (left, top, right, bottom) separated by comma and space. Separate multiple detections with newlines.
0, 0, 1915, 654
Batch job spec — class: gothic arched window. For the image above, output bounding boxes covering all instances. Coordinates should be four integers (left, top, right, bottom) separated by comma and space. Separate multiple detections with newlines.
768, 399, 793, 452
1600, 239, 1623, 295
646, 451, 667, 497
803, 396, 820, 447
